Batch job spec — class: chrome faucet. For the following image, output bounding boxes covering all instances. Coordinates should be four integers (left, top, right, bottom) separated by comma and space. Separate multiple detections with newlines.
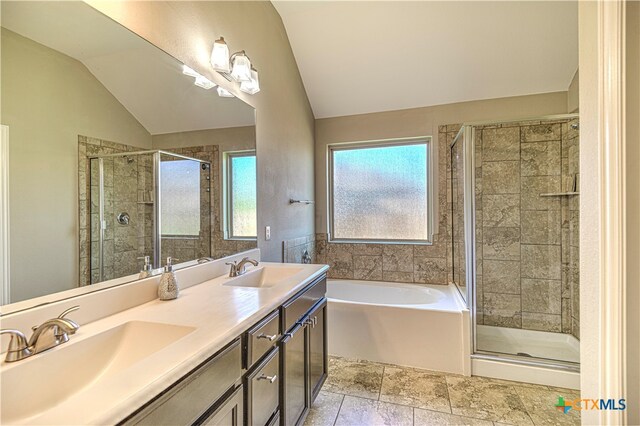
0, 306, 80, 363
226, 257, 259, 277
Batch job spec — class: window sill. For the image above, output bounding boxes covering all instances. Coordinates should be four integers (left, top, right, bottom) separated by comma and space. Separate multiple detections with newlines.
328, 238, 434, 246
225, 237, 258, 242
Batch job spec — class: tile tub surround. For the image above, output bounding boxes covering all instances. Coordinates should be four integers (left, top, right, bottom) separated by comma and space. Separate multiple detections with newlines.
0, 251, 329, 425
305, 356, 581, 426
283, 234, 316, 263
314, 235, 449, 285
469, 119, 580, 337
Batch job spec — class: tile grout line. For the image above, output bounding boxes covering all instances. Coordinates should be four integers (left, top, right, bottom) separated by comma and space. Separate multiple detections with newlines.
443, 375, 454, 415
331, 393, 346, 426
378, 364, 385, 401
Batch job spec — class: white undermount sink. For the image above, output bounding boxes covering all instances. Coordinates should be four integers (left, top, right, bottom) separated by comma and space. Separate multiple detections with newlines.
0, 320, 195, 424
223, 265, 303, 288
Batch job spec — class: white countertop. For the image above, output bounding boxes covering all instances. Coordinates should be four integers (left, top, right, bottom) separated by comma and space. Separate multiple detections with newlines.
1, 262, 328, 425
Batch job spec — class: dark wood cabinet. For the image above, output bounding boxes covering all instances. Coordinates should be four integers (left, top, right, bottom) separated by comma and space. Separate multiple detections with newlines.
279, 275, 328, 426
308, 300, 328, 401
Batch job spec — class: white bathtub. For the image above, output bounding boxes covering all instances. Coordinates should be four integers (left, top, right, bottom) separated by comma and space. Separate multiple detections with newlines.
327, 279, 471, 375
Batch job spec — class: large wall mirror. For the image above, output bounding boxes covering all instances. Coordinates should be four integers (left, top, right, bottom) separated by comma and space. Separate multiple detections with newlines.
0, 1, 257, 307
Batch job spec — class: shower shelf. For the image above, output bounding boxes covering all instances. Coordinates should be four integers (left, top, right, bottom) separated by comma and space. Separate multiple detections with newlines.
137, 201, 154, 205
539, 192, 580, 197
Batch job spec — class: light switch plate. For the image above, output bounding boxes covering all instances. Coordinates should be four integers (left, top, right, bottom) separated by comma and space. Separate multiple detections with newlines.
265, 226, 271, 241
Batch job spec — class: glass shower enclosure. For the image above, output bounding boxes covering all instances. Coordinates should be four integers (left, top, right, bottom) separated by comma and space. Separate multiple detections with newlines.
450, 114, 580, 371
88, 150, 211, 283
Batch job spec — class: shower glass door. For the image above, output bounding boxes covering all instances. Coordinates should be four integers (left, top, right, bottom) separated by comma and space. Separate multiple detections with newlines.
89, 152, 155, 283
461, 115, 580, 367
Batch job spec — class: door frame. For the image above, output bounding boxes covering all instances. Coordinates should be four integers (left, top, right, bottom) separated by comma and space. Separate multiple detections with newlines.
581, 0, 629, 424
597, 1, 627, 424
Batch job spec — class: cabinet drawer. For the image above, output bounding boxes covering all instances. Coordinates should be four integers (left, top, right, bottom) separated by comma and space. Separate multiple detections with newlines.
246, 310, 280, 367
246, 347, 280, 426
123, 339, 242, 426
281, 276, 326, 333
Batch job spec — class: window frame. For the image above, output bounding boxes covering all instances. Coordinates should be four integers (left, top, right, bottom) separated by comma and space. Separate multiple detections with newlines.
223, 150, 257, 241
327, 137, 434, 245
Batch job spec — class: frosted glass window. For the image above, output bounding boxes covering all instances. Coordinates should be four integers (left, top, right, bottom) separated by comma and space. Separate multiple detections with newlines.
228, 153, 257, 238
330, 141, 431, 242
161, 159, 201, 236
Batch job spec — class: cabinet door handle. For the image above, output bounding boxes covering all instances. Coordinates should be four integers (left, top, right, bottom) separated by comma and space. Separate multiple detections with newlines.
257, 374, 277, 384
257, 333, 277, 341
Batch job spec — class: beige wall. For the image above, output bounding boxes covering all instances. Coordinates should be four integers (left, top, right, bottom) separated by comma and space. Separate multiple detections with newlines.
625, 1, 640, 423
88, 1, 316, 262
567, 70, 579, 113
315, 91, 568, 232
1, 28, 151, 302
151, 126, 256, 152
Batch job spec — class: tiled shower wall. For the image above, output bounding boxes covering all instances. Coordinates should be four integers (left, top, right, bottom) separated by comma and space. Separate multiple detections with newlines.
313, 126, 456, 284
79, 135, 152, 285
473, 119, 580, 338
79, 140, 256, 286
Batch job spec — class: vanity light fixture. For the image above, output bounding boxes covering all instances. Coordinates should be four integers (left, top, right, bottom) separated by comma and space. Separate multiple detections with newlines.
239, 67, 260, 94
210, 36, 260, 95
210, 37, 231, 73
230, 51, 252, 82
182, 65, 200, 78
217, 86, 235, 98
194, 76, 216, 90
182, 64, 216, 90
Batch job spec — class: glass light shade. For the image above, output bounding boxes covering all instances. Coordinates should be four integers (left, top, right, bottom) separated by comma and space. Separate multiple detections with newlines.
239, 68, 260, 94
194, 76, 216, 90
217, 86, 235, 98
230, 53, 252, 82
182, 65, 200, 78
210, 37, 230, 73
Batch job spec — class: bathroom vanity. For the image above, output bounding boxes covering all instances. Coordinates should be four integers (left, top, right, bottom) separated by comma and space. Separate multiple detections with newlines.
122, 274, 327, 426
0, 252, 328, 426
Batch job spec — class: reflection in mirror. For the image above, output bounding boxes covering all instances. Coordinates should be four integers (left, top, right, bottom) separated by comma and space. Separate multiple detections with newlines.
0, 1, 256, 306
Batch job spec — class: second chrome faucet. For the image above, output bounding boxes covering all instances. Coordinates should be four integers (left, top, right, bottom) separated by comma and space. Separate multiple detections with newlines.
226, 257, 259, 277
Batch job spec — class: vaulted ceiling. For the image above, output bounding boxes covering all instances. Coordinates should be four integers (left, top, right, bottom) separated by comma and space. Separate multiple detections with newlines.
2, 1, 255, 135
273, 1, 578, 119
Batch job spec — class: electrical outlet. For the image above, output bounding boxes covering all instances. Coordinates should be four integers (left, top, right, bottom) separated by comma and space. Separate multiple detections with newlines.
265, 226, 271, 241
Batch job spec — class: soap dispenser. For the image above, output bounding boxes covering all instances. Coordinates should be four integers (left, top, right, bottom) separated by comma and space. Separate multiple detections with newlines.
158, 257, 179, 300
138, 256, 153, 279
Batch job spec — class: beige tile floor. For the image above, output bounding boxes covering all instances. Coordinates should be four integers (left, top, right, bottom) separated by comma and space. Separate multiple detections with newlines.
304, 357, 580, 426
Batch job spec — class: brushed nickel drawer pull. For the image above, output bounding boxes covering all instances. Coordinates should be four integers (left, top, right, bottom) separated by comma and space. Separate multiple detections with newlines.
257, 333, 277, 341
257, 374, 277, 384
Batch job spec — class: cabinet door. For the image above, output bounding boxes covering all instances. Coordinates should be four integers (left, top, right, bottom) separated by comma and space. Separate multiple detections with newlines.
246, 347, 280, 426
308, 300, 327, 401
280, 323, 308, 426
199, 386, 243, 426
